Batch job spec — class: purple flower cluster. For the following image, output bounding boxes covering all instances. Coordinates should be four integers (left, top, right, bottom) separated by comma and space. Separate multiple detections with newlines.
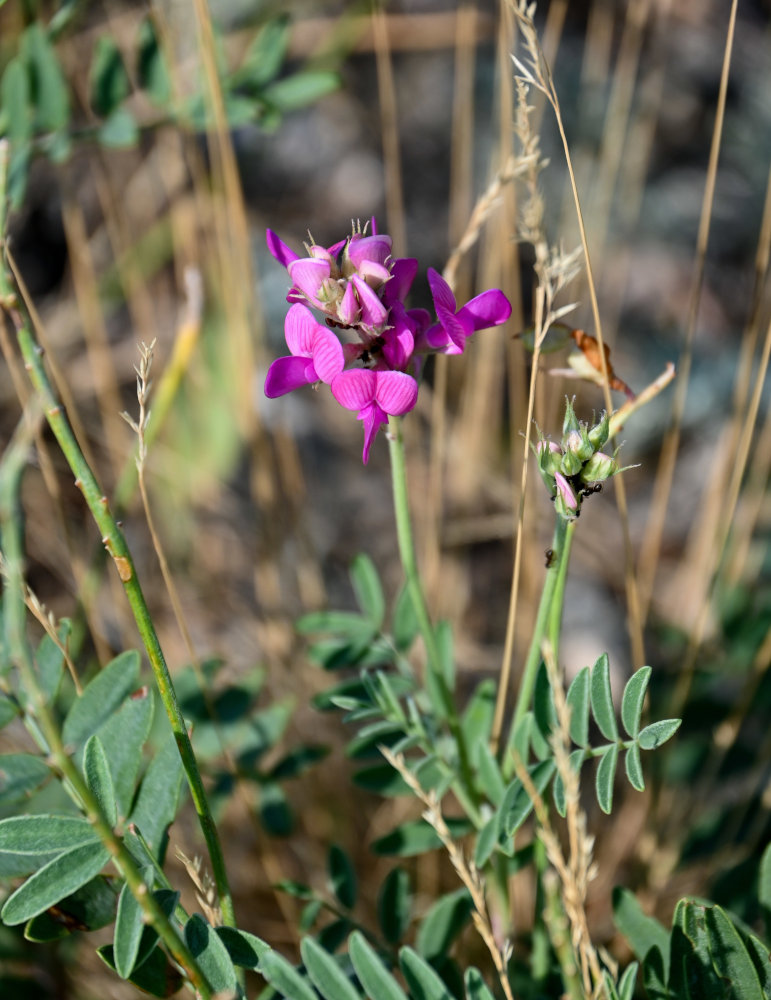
264, 220, 512, 463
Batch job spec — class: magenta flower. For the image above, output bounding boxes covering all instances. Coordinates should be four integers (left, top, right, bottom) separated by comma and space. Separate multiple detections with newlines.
420, 268, 512, 355
330, 369, 418, 463
264, 304, 344, 397
264, 221, 512, 463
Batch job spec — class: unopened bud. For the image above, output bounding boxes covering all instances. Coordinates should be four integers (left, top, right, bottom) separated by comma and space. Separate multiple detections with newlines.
580, 451, 618, 483
562, 397, 580, 436
588, 411, 610, 450
554, 472, 579, 520
560, 449, 583, 476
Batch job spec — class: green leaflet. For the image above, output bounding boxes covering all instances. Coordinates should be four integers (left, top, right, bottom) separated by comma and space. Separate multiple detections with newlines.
2, 841, 111, 925
301, 935, 360, 1000
349, 931, 409, 1000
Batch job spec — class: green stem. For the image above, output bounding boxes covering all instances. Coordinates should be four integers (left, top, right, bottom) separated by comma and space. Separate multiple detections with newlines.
387, 417, 480, 823
506, 516, 575, 758
547, 518, 576, 665
0, 425, 213, 998
0, 144, 236, 929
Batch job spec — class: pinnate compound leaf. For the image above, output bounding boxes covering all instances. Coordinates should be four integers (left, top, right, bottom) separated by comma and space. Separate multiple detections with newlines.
113, 867, 153, 979
94, 689, 154, 819
760, 842, 771, 939
461, 679, 496, 767
129, 726, 184, 857
373, 817, 471, 857
637, 718, 681, 750
24, 874, 119, 940
624, 742, 645, 792
62, 650, 140, 747
392, 583, 419, 652
621, 666, 651, 738
301, 935, 359, 1000
703, 904, 764, 998
90, 36, 130, 116
499, 760, 555, 838
22, 24, 69, 132
329, 843, 357, 910
552, 748, 586, 816
1, 57, 32, 142
2, 842, 110, 925
416, 887, 473, 962
98, 940, 182, 998
137, 17, 171, 106
0, 753, 50, 803
0, 815, 98, 855
566, 665, 590, 747
350, 553, 385, 627
475, 741, 505, 806
260, 948, 317, 1000
0, 694, 19, 730
399, 945, 454, 999
596, 743, 619, 814
590, 653, 618, 741
377, 867, 411, 943
744, 932, 771, 996
34, 618, 71, 701
263, 70, 340, 112
533, 661, 557, 738
349, 930, 408, 1000
612, 887, 670, 982
231, 16, 290, 90
84, 735, 117, 826
216, 925, 271, 970
618, 962, 639, 1000
97, 107, 138, 147
184, 913, 240, 994
464, 967, 496, 1000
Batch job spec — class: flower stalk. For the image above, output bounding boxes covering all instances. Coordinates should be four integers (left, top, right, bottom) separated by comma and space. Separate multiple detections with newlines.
387, 417, 480, 824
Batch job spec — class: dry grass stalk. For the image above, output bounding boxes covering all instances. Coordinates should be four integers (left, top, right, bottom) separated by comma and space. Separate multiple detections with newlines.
508, 0, 646, 672
380, 746, 516, 1000
492, 69, 582, 752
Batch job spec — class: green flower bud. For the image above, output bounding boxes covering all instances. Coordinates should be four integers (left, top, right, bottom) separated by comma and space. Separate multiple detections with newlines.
560, 448, 583, 477
588, 411, 610, 450
580, 451, 618, 483
562, 397, 580, 436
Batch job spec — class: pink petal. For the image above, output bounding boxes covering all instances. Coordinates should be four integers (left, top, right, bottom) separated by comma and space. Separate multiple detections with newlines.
457, 289, 512, 331
374, 371, 418, 415
266, 230, 298, 267
359, 401, 388, 464
427, 268, 457, 314
355, 261, 391, 286
348, 234, 392, 269
288, 257, 331, 301
338, 281, 361, 326
311, 328, 344, 384
331, 369, 377, 410
384, 258, 418, 305
352, 275, 388, 328
284, 303, 319, 357
265, 355, 315, 397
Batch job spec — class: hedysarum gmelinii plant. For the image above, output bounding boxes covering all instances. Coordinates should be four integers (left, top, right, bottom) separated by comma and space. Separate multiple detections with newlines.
264, 220, 512, 462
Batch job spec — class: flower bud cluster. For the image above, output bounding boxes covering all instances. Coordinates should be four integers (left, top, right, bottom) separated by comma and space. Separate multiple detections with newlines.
535, 399, 619, 520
